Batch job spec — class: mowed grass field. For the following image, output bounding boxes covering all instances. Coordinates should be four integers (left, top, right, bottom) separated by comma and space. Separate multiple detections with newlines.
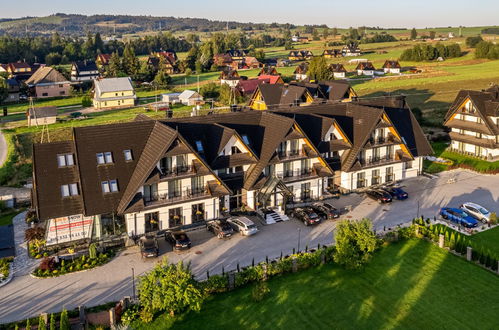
133, 239, 499, 330
470, 227, 499, 257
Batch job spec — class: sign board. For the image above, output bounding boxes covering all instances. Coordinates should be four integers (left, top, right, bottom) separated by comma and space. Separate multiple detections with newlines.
45, 215, 94, 246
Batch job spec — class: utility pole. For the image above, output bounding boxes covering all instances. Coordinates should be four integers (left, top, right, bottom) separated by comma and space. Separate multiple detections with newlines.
197, 75, 200, 94
131, 268, 136, 299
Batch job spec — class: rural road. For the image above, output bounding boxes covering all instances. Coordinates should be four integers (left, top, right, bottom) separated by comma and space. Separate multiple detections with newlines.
0, 169, 498, 323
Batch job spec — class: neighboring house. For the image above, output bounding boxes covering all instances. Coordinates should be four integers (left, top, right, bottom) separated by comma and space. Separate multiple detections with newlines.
7, 62, 33, 80
26, 106, 57, 127
147, 56, 175, 74
292, 35, 309, 43
288, 50, 313, 61
248, 84, 314, 110
161, 92, 182, 104
5, 78, 20, 102
240, 57, 262, 69
356, 62, 376, 76
443, 85, 499, 161
96, 54, 112, 68
342, 43, 362, 57
226, 49, 248, 60
323, 49, 341, 58
258, 75, 284, 85
93, 77, 136, 109
219, 69, 241, 87
330, 64, 347, 78
179, 90, 204, 106
294, 62, 309, 81
290, 80, 357, 103
382, 60, 401, 74
277, 59, 291, 67
31, 97, 431, 247
25, 66, 71, 98
258, 66, 279, 76
236, 79, 268, 96
213, 53, 233, 68
71, 61, 100, 82
152, 50, 178, 64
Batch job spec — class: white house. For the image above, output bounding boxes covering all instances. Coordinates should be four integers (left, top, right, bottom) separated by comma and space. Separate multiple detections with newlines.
179, 90, 204, 106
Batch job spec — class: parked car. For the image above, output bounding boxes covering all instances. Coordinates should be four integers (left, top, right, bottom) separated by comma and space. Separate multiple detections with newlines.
460, 202, 491, 223
139, 235, 159, 258
207, 219, 234, 238
227, 216, 259, 236
381, 187, 408, 200
165, 231, 192, 250
365, 189, 392, 203
290, 207, 321, 226
311, 202, 340, 220
439, 207, 479, 228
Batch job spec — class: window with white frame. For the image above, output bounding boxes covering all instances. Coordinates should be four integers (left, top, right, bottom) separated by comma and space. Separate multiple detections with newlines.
61, 183, 79, 197
101, 180, 119, 193
96, 152, 113, 164
123, 149, 133, 161
57, 154, 74, 167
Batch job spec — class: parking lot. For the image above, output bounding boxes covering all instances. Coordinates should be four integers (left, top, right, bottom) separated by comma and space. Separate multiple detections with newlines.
1, 169, 498, 323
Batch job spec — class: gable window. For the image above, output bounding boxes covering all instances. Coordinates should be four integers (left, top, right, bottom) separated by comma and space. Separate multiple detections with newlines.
124, 149, 133, 161
231, 146, 241, 154
61, 183, 79, 197
57, 154, 74, 167
97, 152, 113, 164
102, 180, 119, 193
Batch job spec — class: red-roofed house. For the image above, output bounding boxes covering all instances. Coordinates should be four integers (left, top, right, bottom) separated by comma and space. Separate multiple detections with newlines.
258, 75, 284, 84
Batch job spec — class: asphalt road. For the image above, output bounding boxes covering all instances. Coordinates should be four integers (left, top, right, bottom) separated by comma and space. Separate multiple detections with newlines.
0, 169, 498, 323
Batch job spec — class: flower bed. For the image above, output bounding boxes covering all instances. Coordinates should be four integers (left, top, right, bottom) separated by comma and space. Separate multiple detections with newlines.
32, 250, 116, 278
0, 257, 14, 285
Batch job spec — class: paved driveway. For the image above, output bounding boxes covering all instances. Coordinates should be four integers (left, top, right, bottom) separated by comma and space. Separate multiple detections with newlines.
0, 169, 498, 323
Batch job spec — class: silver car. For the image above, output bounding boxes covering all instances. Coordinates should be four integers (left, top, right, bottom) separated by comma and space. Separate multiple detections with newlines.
227, 216, 259, 236
460, 202, 491, 223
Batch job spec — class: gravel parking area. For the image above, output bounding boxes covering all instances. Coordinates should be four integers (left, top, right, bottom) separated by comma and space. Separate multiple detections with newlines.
0, 169, 497, 323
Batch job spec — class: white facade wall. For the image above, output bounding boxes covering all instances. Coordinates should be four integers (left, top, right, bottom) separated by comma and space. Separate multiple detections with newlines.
333, 72, 346, 78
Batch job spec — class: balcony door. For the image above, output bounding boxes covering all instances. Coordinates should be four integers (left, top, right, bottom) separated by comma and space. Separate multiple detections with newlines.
168, 207, 183, 228
145, 212, 160, 233
191, 176, 205, 195
301, 182, 311, 201
192, 203, 205, 223
160, 157, 173, 175
168, 180, 181, 199
143, 183, 158, 202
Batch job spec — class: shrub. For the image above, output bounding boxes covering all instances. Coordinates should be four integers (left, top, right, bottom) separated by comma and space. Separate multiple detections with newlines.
39, 257, 56, 272
89, 243, 97, 259
334, 219, 378, 270
25, 319, 31, 330
81, 96, 92, 107
121, 304, 141, 325
49, 313, 56, 330
251, 282, 270, 302
397, 226, 416, 240
202, 274, 228, 294
59, 309, 69, 330
25, 227, 45, 241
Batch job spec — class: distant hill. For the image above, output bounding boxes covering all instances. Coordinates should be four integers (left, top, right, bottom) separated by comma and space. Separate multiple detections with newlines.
0, 13, 300, 37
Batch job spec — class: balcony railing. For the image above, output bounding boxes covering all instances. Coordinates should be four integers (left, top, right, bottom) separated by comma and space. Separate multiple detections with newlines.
144, 185, 210, 206
368, 134, 400, 146
275, 168, 314, 181
160, 165, 194, 179
359, 155, 397, 167
277, 149, 306, 160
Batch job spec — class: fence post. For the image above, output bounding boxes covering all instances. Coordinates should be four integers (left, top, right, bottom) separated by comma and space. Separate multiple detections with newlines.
109, 307, 116, 328
292, 256, 298, 273
438, 234, 445, 248
78, 306, 85, 327
466, 246, 472, 261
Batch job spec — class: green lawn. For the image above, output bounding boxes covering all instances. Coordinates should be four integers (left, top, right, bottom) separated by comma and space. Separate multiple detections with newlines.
470, 227, 499, 257
133, 239, 499, 330
0, 211, 17, 226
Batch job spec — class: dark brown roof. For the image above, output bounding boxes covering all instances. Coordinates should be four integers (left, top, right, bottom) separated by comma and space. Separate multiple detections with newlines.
330, 63, 347, 73
356, 62, 376, 71
26, 66, 68, 85
258, 66, 279, 76
382, 60, 401, 69
294, 62, 309, 74
27, 107, 57, 119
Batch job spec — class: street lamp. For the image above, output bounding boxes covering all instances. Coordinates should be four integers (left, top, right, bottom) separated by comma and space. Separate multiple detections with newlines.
297, 228, 301, 252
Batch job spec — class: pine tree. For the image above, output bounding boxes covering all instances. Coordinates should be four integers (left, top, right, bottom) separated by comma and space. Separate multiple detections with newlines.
449, 232, 456, 250
25, 319, 31, 330
122, 44, 140, 76
60, 309, 70, 330
49, 313, 56, 330
410, 28, 418, 40
94, 33, 104, 54
38, 315, 47, 330
107, 52, 122, 77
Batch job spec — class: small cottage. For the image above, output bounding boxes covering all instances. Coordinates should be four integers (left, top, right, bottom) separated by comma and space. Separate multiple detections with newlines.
382, 60, 401, 74
25, 66, 71, 98
27, 106, 57, 127
330, 64, 348, 79
356, 62, 376, 76
179, 90, 204, 106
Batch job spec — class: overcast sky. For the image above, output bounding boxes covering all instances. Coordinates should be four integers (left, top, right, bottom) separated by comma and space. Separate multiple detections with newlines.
1, 0, 498, 28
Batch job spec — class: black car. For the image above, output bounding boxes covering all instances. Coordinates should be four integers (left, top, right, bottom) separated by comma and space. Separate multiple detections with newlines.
139, 235, 159, 258
165, 231, 192, 250
365, 189, 392, 203
381, 187, 408, 200
207, 219, 234, 238
311, 202, 341, 220
290, 207, 321, 226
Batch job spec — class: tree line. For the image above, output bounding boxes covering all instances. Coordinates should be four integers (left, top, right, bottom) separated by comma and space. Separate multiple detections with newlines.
0, 32, 190, 65
400, 43, 462, 61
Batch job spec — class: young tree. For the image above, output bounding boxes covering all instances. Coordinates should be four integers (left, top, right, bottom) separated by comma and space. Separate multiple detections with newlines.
49, 313, 56, 330
153, 70, 171, 88
138, 258, 203, 321
308, 56, 333, 81
107, 52, 123, 77
59, 309, 70, 330
466, 35, 483, 48
429, 31, 436, 40
312, 28, 320, 41
332, 27, 338, 39
410, 28, 418, 40
333, 219, 378, 269
38, 314, 47, 330
322, 28, 330, 40
200, 82, 220, 99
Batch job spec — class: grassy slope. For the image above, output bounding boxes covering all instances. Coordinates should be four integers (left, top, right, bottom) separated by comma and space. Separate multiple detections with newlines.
0, 211, 17, 226
470, 227, 499, 256
134, 239, 499, 330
